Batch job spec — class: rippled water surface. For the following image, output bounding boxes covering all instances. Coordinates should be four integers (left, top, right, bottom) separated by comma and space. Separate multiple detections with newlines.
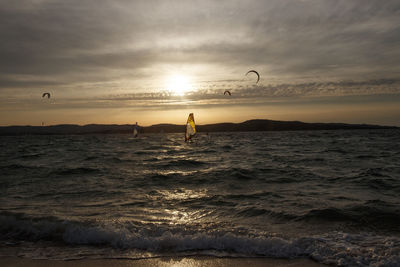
1, 130, 400, 266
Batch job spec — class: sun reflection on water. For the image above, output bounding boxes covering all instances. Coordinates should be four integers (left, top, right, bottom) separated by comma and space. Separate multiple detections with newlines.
156, 189, 208, 200
146, 189, 211, 225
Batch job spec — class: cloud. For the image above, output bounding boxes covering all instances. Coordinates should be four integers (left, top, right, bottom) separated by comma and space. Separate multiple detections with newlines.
15, 78, 393, 111
106, 78, 400, 99
0, 0, 399, 101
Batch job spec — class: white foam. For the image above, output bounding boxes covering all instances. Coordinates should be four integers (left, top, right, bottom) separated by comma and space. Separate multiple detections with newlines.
1, 214, 400, 266
62, 224, 400, 266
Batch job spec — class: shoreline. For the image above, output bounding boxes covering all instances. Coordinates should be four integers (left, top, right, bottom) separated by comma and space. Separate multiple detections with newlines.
1, 256, 326, 267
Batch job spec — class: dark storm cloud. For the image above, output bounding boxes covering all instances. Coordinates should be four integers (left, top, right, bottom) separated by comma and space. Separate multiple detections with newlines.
0, 0, 400, 93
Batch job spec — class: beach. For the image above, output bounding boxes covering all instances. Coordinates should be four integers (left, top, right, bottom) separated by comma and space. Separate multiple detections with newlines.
1, 256, 325, 267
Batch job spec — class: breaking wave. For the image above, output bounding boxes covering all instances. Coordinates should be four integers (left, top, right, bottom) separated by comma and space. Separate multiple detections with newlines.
1, 212, 400, 266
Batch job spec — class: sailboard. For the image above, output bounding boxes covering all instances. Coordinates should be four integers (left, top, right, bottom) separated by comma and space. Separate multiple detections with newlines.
133, 122, 138, 138
185, 113, 196, 142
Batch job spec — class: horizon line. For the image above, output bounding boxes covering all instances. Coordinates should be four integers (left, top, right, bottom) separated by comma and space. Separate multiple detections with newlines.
0, 118, 397, 128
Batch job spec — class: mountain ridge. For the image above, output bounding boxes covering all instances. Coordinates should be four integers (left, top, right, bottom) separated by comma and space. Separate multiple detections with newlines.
0, 119, 397, 136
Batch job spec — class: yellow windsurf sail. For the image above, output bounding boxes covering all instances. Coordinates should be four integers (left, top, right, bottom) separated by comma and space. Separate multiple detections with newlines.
185, 113, 196, 142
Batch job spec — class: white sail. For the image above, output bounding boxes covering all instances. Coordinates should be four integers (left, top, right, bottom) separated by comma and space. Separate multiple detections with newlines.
133, 122, 138, 138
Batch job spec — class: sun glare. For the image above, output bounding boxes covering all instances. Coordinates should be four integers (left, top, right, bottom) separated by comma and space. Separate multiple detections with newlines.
165, 74, 193, 96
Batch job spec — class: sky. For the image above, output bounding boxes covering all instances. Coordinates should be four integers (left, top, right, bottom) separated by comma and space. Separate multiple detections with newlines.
0, 0, 399, 126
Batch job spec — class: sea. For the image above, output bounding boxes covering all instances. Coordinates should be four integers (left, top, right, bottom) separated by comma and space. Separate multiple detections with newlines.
1, 130, 400, 266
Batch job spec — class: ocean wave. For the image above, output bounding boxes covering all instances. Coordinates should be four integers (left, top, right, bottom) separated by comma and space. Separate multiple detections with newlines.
299, 206, 400, 232
0, 164, 44, 171
205, 168, 255, 181
355, 154, 375, 159
161, 159, 208, 168
84, 155, 99, 161
20, 153, 44, 159
230, 168, 257, 180
0, 213, 399, 266
106, 156, 134, 163
50, 167, 100, 175
236, 207, 296, 220
322, 148, 348, 154
351, 170, 400, 191
359, 167, 389, 178
224, 191, 282, 200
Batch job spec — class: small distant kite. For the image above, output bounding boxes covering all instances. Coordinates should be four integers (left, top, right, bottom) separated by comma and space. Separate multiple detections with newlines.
224, 90, 231, 96
246, 70, 260, 84
42, 92, 51, 98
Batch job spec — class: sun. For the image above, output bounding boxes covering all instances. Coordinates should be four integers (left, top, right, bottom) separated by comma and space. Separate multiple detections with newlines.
165, 74, 193, 96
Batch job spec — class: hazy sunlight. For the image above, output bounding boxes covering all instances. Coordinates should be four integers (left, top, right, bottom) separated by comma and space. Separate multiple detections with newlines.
165, 74, 193, 96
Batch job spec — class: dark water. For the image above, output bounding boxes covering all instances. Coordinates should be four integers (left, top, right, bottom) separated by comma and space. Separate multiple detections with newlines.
1, 130, 400, 266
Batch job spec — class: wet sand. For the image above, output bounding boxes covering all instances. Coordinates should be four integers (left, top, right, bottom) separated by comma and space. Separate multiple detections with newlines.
1, 256, 326, 267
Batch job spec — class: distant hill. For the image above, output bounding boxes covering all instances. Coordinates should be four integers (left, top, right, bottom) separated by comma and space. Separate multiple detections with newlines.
0, 124, 134, 136
0, 119, 397, 136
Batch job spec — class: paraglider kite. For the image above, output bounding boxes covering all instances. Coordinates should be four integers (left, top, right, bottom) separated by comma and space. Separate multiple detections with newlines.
245, 70, 260, 84
224, 90, 231, 96
42, 92, 51, 98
